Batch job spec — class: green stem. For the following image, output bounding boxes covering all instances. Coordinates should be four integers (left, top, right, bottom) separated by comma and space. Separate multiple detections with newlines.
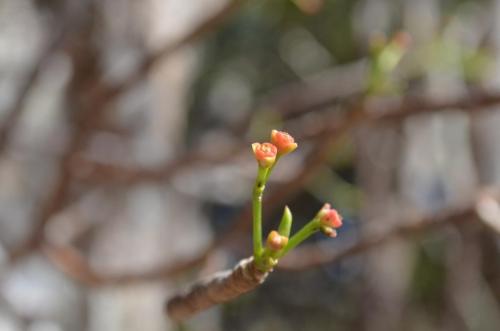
277, 218, 320, 258
257, 247, 279, 272
264, 155, 280, 182
252, 167, 268, 264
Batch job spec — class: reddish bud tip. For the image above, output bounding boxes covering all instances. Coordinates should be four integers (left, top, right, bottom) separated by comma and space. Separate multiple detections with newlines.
271, 130, 298, 156
252, 142, 277, 168
317, 203, 343, 228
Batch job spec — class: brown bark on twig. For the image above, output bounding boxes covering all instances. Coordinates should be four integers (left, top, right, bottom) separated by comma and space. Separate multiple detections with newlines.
166, 257, 268, 322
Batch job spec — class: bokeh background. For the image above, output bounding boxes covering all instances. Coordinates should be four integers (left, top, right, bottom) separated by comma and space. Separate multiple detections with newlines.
1, 0, 500, 330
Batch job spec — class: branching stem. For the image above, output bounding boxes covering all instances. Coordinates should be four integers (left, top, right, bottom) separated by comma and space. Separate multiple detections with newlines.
253, 167, 268, 266
278, 218, 319, 258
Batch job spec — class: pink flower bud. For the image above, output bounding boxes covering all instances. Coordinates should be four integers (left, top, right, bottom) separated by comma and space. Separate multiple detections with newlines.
270, 130, 298, 156
266, 230, 289, 251
252, 142, 277, 168
317, 203, 343, 228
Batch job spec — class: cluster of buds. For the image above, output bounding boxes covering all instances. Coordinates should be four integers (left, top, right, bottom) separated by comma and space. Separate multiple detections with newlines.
317, 203, 343, 238
250, 129, 343, 272
252, 130, 298, 168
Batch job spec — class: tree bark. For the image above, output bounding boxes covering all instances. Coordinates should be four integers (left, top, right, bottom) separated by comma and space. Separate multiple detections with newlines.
166, 257, 269, 322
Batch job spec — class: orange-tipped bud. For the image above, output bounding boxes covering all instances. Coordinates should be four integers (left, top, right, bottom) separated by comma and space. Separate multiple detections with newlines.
317, 203, 343, 228
266, 230, 289, 251
271, 130, 298, 156
252, 142, 277, 168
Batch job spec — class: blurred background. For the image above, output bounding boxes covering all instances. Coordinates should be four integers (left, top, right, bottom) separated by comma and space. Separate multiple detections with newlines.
1, 0, 500, 330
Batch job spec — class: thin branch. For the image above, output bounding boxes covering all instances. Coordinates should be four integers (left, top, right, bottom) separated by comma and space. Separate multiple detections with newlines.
0, 17, 69, 154
73, 88, 500, 186
43, 242, 211, 286
71, 144, 241, 185
86, 0, 246, 105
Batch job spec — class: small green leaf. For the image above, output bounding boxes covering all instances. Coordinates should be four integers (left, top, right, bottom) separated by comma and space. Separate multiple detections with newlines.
278, 206, 293, 238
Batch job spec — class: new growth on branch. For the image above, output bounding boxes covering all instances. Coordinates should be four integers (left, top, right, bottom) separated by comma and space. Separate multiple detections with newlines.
166, 130, 343, 321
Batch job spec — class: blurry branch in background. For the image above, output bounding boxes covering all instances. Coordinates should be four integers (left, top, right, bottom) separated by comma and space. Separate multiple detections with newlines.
6, 0, 247, 264
0, 8, 75, 154
0, 35, 61, 153
66, 28, 497, 187
70, 60, 367, 186
7, 2, 104, 263
306, 89, 500, 140
72, 86, 500, 187
280, 188, 500, 270
71, 144, 242, 185
42, 242, 210, 286
96, 0, 247, 101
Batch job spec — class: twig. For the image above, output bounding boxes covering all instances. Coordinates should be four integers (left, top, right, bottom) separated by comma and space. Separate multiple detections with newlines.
0, 15, 70, 154
71, 144, 241, 185
42, 242, 211, 286
73, 88, 500, 186
166, 257, 268, 322
86, 0, 246, 104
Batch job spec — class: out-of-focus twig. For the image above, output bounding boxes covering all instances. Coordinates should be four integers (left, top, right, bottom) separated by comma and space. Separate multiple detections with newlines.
86, 0, 246, 104
279, 189, 500, 270
8, 12, 102, 263
42, 243, 211, 286
303, 89, 500, 140
280, 209, 473, 270
0, 12, 72, 154
74, 88, 500, 186
71, 144, 242, 185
